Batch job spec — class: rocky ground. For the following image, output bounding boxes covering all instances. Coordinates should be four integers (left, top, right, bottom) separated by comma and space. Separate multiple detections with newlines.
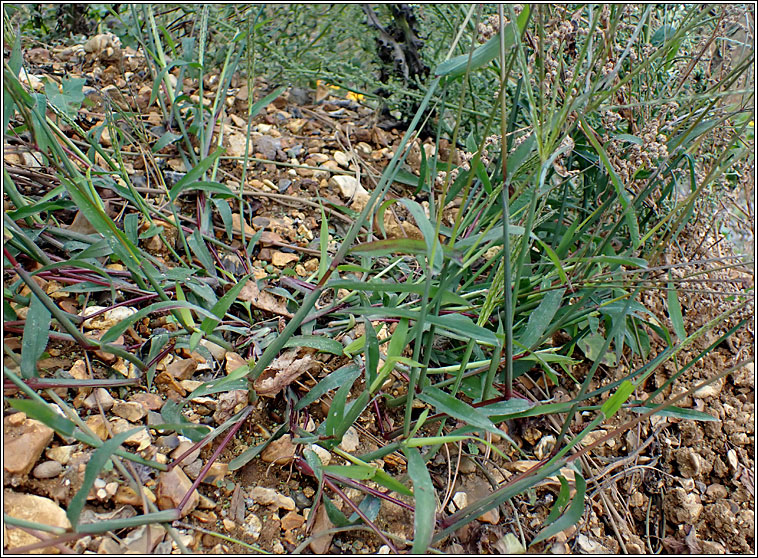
3, 33, 754, 554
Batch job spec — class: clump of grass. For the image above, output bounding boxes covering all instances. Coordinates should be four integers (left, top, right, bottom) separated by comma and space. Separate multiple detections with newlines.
3, 3, 753, 553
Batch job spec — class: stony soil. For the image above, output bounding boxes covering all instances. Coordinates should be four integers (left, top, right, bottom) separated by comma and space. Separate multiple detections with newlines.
3, 31, 754, 555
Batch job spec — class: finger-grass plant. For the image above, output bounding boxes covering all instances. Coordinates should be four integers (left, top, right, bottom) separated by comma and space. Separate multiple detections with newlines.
3, 3, 753, 553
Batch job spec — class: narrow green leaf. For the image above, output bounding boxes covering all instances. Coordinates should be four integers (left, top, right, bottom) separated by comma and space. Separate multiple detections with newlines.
395, 199, 444, 272
76, 510, 179, 533
152, 131, 182, 153
403, 446, 435, 553
334, 390, 371, 442
350, 238, 427, 257
373, 468, 414, 497
632, 402, 717, 422
392, 166, 422, 187
600, 380, 636, 419
542, 475, 571, 525
168, 148, 225, 199
480, 398, 535, 417
328, 279, 468, 306
303, 447, 324, 483
588, 255, 649, 269
200, 275, 250, 335
578, 115, 640, 249
60, 177, 141, 268
68, 427, 142, 525
667, 274, 686, 341
434, 7, 530, 77
324, 379, 353, 442
532, 236, 567, 284
6, 200, 71, 220
364, 316, 379, 386
9, 31, 22, 76
419, 387, 501, 436
416, 140, 428, 194
187, 229, 216, 277
323, 495, 352, 527
531, 472, 586, 545
20, 294, 51, 378
159, 400, 211, 442
386, 318, 409, 359
405, 435, 469, 446
346, 495, 382, 525
211, 198, 234, 241
318, 200, 329, 281
324, 464, 375, 480
249, 86, 286, 119
519, 288, 565, 350
282, 335, 343, 355
340, 308, 498, 347
408, 408, 430, 439
169, 180, 234, 201
6, 398, 75, 437
294, 364, 361, 411
174, 284, 195, 327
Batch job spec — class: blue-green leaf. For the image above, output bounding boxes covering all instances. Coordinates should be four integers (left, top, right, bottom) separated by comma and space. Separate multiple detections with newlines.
168, 148, 225, 200
666, 275, 686, 341
419, 387, 500, 436
21, 294, 51, 378
199, 275, 250, 335
283, 335, 344, 355
519, 288, 565, 350
531, 471, 586, 545
434, 7, 530, 77
294, 364, 361, 411
404, 446, 435, 553
6, 398, 75, 438
67, 427, 143, 526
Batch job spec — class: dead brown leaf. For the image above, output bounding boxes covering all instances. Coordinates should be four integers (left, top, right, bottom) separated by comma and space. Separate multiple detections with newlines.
238, 280, 293, 318
253, 348, 318, 397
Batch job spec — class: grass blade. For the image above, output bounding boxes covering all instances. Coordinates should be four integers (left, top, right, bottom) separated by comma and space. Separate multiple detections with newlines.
20, 294, 51, 378
403, 446, 435, 553
530, 471, 586, 545
419, 386, 501, 436
67, 427, 144, 526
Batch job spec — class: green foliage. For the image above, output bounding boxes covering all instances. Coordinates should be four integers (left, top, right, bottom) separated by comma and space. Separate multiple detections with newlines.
3, 3, 753, 552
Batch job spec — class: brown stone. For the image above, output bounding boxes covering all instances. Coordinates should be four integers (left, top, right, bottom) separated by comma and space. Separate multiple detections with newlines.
129, 392, 164, 411
478, 506, 500, 524
114, 485, 157, 506
3, 490, 71, 554
156, 467, 199, 517
308, 504, 334, 554
271, 251, 299, 267
3, 416, 55, 477
281, 511, 305, 531
225, 352, 248, 375
200, 462, 229, 485
250, 487, 295, 511
45, 445, 76, 465
112, 400, 147, 422
167, 358, 197, 380
32, 460, 63, 479
82, 388, 114, 411
171, 440, 201, 464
